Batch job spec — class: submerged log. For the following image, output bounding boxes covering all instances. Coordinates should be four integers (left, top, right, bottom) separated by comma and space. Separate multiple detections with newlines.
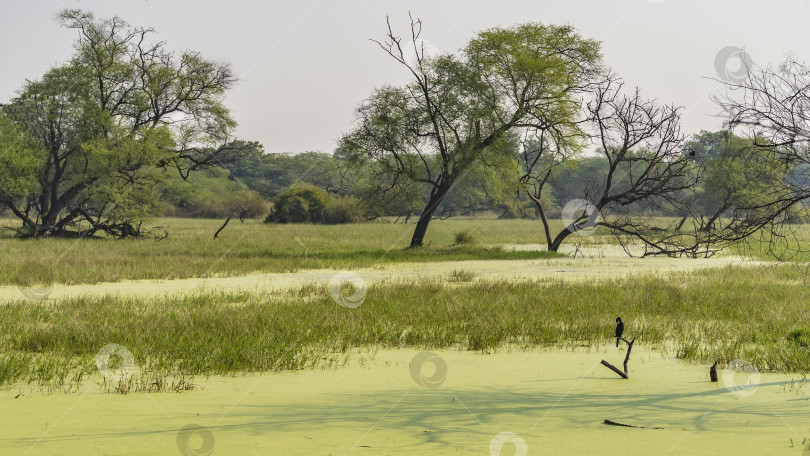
600, 360, 628, 379
603, 419, 665, 430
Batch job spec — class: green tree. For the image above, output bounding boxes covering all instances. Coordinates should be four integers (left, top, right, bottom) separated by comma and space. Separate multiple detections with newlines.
161, 167, 268, 219
0, 10, 247, 237
341, 17, 601, 247
441, 151, 520, 217
689, 131, 788, 231
0, 114, 41, 206
225, 150, 351, 200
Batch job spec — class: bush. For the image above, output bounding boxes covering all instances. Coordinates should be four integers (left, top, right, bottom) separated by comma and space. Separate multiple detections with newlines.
498, 203, 521, 219
267, 185, 328, 223
160, 168, 269, 219
497, 200, 540, 219
453, 229, 478, 245
324, 197, 366, 224
267, 186, 368, 224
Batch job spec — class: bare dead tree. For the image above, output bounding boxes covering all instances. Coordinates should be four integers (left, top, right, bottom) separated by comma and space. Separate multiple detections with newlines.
710, 56, 810, 259
586, 77, 710, 257
520, 73, 710, 256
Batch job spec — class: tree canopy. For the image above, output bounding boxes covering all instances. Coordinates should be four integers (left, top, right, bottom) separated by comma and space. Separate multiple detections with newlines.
340, 17, 602, 247
0, 9, 248, 237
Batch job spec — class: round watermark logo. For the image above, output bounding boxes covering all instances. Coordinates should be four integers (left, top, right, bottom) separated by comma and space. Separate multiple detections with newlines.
561, 199, 601, 236
95, 343, 136, 382
721, 359, 760, 396
17, 270, 54, 301
409, 351, 447, 388
328, 272, 367, 308
176, 424, 215, 456
715, 46, 753, 83
18, 283, 54, 301
489, 431, 528, 456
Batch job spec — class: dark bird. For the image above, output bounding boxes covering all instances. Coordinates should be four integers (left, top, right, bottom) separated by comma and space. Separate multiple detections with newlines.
710, 361, 718, 382
688, 150, 696, 159
615, 317, 624, 347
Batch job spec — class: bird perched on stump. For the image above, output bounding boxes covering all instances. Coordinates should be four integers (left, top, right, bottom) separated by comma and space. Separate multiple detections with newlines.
710, 361, 718, 382
615, 317, 624, 347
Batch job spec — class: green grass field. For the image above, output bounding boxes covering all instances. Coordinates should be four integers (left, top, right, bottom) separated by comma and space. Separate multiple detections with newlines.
0, 217, 571, 286
3, 215, 799, 287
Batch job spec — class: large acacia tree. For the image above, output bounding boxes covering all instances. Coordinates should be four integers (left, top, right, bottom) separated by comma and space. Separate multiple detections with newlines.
0, 10, 247, 238
340, 17, 602, 247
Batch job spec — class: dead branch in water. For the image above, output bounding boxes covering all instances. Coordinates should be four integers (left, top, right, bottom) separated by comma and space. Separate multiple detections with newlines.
603, 419, 665, 429
601, 337, 635, 379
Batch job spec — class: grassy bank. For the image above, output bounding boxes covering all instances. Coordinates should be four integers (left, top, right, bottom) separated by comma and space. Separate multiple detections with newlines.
3, 216, 808, 287
0, 218, 569, 286
2, 264, 809, 392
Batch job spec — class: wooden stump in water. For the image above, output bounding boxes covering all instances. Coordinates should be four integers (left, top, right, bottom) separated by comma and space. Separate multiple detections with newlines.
601, 337, 635, 379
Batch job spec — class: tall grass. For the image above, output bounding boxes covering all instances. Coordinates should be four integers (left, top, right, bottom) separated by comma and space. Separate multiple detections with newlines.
2, 264, 808, 392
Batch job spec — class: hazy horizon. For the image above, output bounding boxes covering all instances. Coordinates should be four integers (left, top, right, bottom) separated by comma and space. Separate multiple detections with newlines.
2, 0, 808, 154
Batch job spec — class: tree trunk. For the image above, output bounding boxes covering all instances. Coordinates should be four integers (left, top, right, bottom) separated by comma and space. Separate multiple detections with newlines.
548, 227, 573, 252
527, 193, 553, 250
675, 214, 688, 231
410, 184, 451, 248
703, 207, 726, 232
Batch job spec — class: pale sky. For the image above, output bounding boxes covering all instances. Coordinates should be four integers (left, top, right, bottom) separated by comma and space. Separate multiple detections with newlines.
2, 0, 809, 154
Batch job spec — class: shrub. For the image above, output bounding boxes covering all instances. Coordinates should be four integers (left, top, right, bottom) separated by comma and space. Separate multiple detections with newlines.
498, 203, 521, 219
267, 186, 368, 224
160, 168, 269, 219
267, 185, 328, 223
497, 201, 539, 219
324, 197, 366, 224
453, 229, 478, 245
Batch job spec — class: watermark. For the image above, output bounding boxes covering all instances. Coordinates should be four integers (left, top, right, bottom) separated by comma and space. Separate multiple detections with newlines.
17, 267, 55, 301
176, 424, 215, 456
17, 281, 54, 301
328, 271, 367, 308
489, 431, 528, 456
561, 199, 601, 236
715, 46, 753, 83
409, 351, 447, 388
95, 343, 136, 382
721, 359, 760, 396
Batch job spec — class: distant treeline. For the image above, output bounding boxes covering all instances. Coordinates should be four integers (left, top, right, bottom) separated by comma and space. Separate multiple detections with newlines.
157, 129, 809, 225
